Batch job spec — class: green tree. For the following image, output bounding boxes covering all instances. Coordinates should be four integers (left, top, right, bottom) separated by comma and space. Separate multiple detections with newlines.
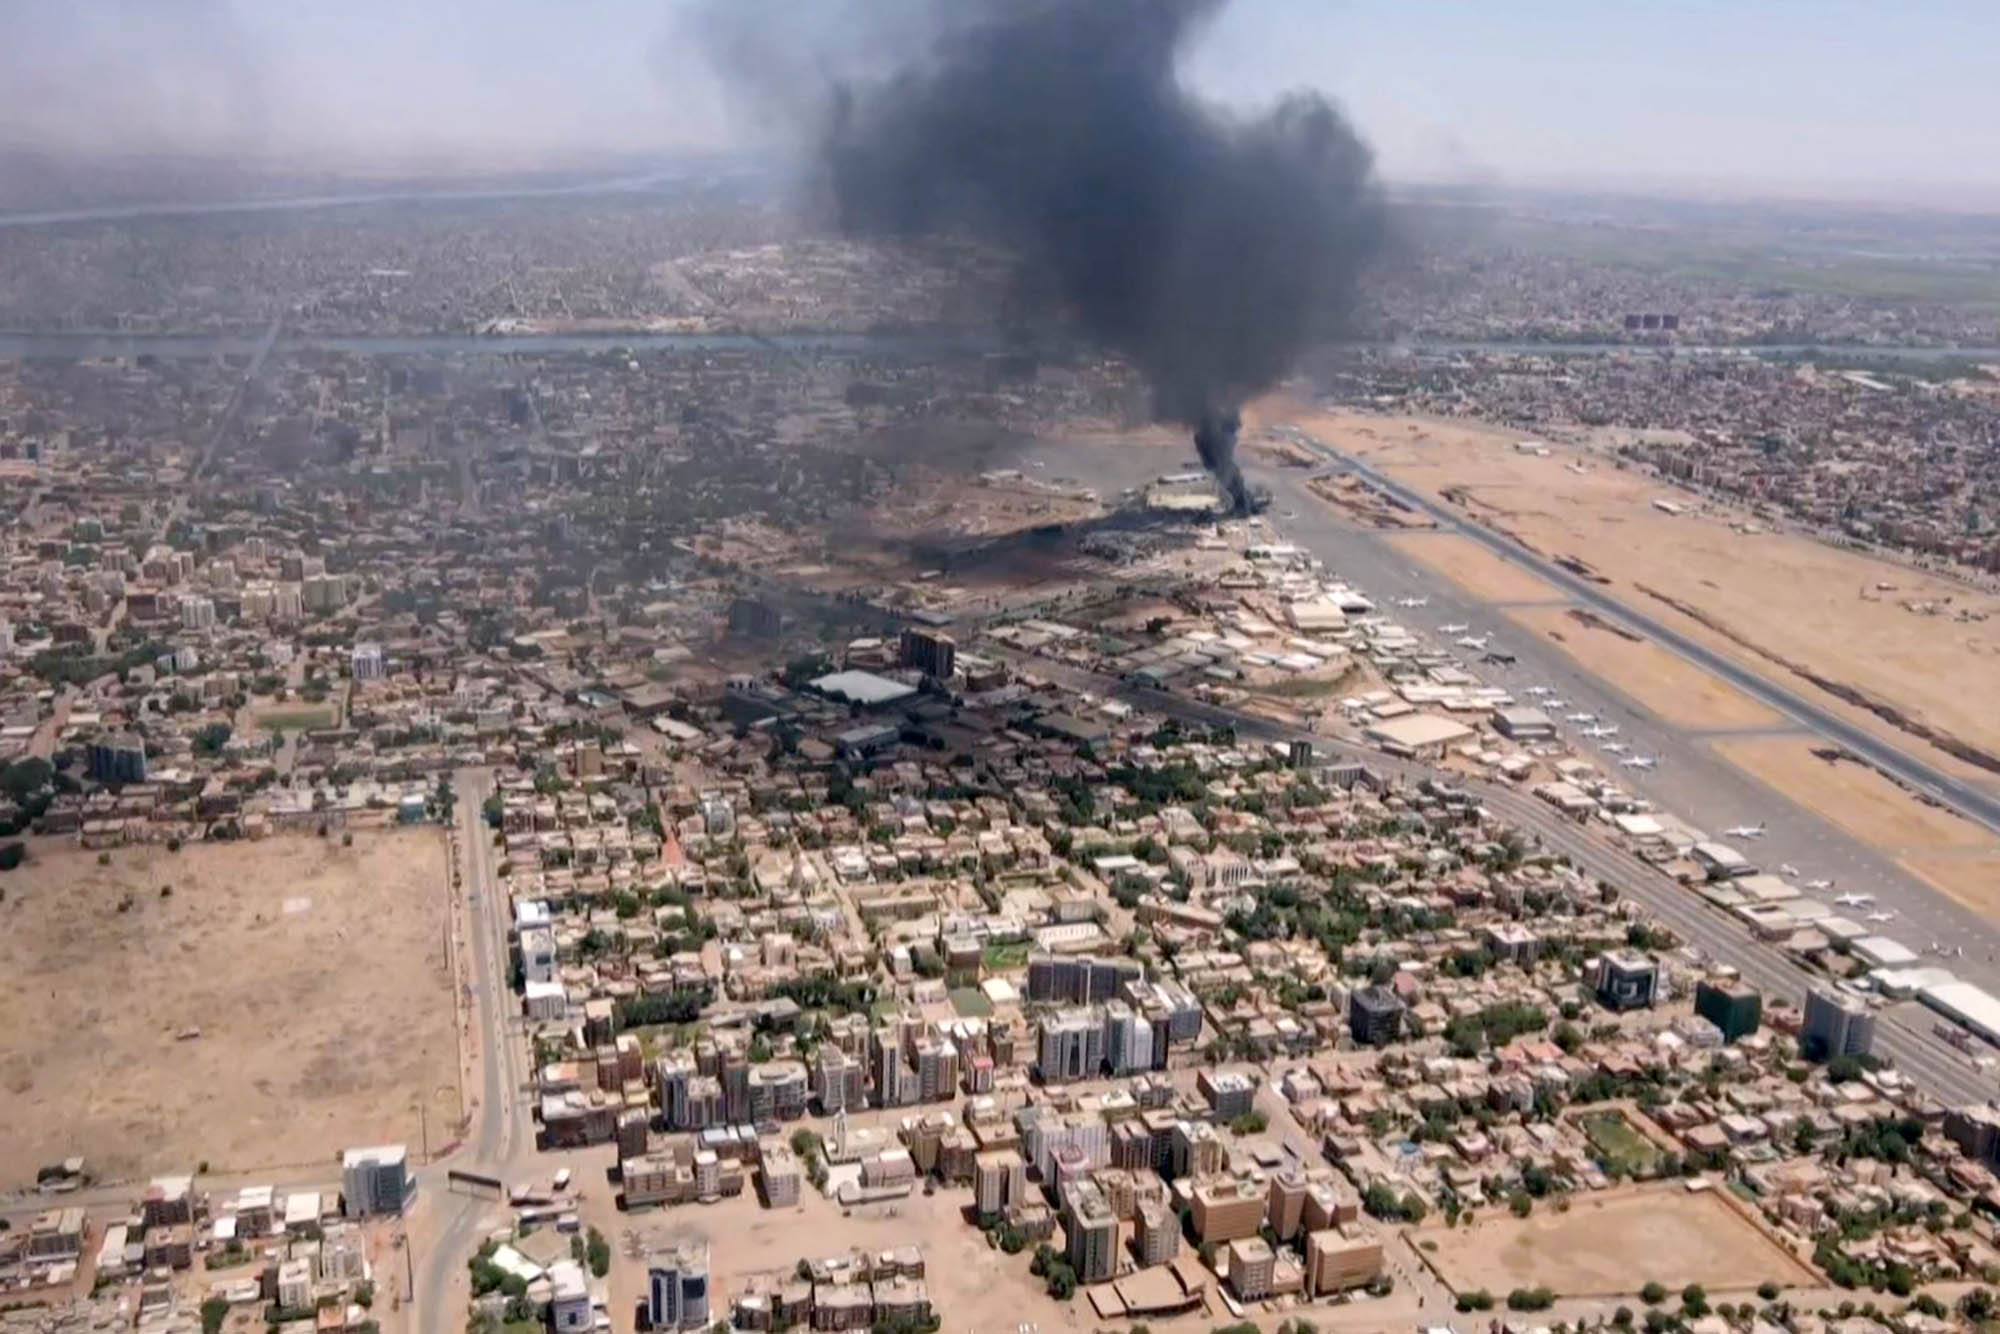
585, 1227, 611, 1278
201, 1297, 230, 1334
1640, 1281, 1667, 1306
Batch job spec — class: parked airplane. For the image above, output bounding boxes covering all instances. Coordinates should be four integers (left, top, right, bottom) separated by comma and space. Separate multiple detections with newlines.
1396, 596, 1429, 608
1621, 755, 1659, 770
1779, 864, 1800, 877
1806, 878, 1834, 891
1565, 712, 1597, 724
1523, 685, 1552, 696
1724, 824, 1766, 839
1600, 742, 1628, 754
1441, 622, 1469, 634
1835, 892, 1876, 907
1866, 912, 1897, 923
1544, 697, 1568, 709
1454, 635, 1490, 650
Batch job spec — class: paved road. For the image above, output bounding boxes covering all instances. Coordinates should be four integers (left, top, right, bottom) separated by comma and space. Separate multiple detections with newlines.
411, 769, 535, 1334
1308, 441, 2000, 837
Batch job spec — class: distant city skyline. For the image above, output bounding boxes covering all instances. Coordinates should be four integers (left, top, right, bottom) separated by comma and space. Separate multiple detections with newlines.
2, 0, 1995, 208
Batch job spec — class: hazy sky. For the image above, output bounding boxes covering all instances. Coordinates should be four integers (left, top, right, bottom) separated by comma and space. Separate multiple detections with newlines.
2, 0, 1994, 203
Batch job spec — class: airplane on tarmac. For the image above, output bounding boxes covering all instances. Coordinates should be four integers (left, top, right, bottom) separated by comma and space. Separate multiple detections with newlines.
1583, 724, 1620, 738
1601, 741, 1628, 754
1565, 712, 1597, 724
1621, 755, 1660, 770
1523, 685, 1552, 696
1779, 863, 1800, 877
1455, 635, 1490, 650
1866, 911, 1897, 923
1441, 622, 1469, 634
1806, 878, 1835, 891
1396, 596, 1429, 608
1545, 697, 1568, 709
1724, 823, 1767, 838
1835, 892, 1876, 907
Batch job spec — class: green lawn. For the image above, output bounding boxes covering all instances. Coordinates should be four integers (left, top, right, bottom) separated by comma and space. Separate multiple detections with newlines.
949, 987, 994, 1017
981, 941, 1031, 972
1580, 1111, 1662, 1177
254, 705, 339, 731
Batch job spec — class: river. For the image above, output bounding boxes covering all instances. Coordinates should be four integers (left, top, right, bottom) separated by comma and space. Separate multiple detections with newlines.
1, 329, 1996, 363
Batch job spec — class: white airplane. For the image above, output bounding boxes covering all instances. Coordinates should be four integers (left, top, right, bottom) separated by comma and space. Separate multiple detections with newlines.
1396, 596, 1429, 608
1524, 685, 1552, 696
1621, 755, 1659, 770
1866, 911, 1897, 923
1582, 724, 1620, 738
1724, 823, 1766, 839
1455, 635, 1490, 650
1601, 741, 1629, 754
1565, 712, 1597, 724
1779, 863, 1800, 877
1545, 697, 1568, 709
1835, 892, 1875, 907
1806, 878, 1834, 891
1441, 622, 1469, 634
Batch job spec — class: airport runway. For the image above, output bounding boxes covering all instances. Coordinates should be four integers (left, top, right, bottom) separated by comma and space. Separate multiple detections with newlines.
1252, 466, 2000, 1000
1310, 443, 2000, 837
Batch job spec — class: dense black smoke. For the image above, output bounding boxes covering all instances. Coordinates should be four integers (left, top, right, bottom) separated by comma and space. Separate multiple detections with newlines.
789, 0, 1384, 511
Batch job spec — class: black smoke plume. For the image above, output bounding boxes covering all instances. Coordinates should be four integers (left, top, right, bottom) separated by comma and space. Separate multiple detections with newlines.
777, 0, 1384, 512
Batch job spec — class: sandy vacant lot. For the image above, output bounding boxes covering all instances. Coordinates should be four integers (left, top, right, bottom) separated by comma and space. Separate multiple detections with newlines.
602, 1176, 1046, 1334
1423, 1186, 1816, 1296
1713, 737, 2000, 918
0, 832, 458, 1186
1508, 605, 1783, 731
1383, 531, 1567, 605
1263, 399, 2000, 791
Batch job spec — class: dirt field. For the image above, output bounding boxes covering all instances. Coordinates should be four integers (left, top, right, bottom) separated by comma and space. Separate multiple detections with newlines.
1712, 737, 2000, 917
1383, 531, 1567, 604
0, 831, 459, 1186
1422, 1185, 1817, 1296
598, 1170, 1046, 1333
1260, 398, 2000, 792
1507, 605, 1783, 730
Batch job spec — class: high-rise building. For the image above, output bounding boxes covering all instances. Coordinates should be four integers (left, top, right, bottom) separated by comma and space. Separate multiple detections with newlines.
1103, 1002, 1155, 1076
648, 1243, 711, 1331
86, 732, 148, 785
340, 1145, 409, 1217
1304, 1230, 1383, 1295
1804, 986, 1876, 1061
899, 627, 957, 680
1227, 1237, 1276, 1300
914, 1034, 959, 1102
1266, 1168, 1307, 1242
746, 1061, 809, 1126
180, 595, 216, 631
1136, 1199, 1179, 1267
1061, 1179, 1118, 1285
814, 1047, 867, 1114
1190, 1177, 1265, 1245
974, 1149, 1025, 1218
1198, 1069, 1257, 1122
1037, 1008, 1105, 1084
1596, 952, 1659, 1012
350, 642, 386, 681
1694, 978, 1763, 1043
1348, 987, 1404, 1047
1028, 954, 1144, 1005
